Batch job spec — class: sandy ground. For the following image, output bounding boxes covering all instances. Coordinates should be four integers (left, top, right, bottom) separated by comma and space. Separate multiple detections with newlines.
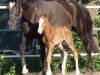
32, 72, 100, 75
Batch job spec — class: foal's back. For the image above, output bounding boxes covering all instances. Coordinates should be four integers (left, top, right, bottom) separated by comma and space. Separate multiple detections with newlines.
42, 26, 72, 45
49, 26, 72, 45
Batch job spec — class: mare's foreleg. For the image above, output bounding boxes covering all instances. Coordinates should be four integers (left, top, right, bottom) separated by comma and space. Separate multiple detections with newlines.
20, 22, 30, 75
38, 38, 46, 65
37, 37, 46, 75
20, 35, 30, 75
46, 45, 54, 75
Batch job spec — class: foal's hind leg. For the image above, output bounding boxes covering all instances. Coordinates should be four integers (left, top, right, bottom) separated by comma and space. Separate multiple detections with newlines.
66, 33, 80, 75
58, 44, 68, 75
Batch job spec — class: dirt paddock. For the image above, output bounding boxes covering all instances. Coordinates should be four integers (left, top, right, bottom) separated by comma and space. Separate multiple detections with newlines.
33, 72, 100, 75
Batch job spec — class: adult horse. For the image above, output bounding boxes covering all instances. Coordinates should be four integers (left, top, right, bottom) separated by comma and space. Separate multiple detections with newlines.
8, 0, 46, 75
8, 0, 99, 75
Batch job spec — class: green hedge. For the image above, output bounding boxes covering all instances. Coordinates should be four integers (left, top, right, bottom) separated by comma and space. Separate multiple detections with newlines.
0, 55, 100, 75
0, 34, 100, 75
0, 58, 43, 75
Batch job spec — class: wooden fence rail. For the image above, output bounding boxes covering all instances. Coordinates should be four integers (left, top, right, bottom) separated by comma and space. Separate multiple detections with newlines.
1, 53, 100, 58
0, 5, 7, 9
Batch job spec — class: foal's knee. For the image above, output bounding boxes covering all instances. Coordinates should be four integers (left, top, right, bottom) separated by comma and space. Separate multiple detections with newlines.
22, 22, 30, 34
46, 57, 52, 64
74, 51, 78, 59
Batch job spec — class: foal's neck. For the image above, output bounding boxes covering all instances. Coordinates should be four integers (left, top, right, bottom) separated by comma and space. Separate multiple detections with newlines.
43, 21, 54, 39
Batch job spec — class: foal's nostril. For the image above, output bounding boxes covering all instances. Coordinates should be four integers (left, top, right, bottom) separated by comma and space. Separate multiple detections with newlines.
38, 29, 42, 34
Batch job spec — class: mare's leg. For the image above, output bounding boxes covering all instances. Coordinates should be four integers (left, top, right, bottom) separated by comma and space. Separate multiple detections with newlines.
79, 33, 92, 72
58, 44, 68, 75
46, 44, 54, 75
76, 20, 95, 72
38, 37, 46, 75
38, 37, 46, 65
66, 32, 80, 75
75, 6, 98, 72
20, 22, 30, 75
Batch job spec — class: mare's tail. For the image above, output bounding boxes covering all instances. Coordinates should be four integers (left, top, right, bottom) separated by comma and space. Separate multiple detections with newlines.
80, 4, 99, 52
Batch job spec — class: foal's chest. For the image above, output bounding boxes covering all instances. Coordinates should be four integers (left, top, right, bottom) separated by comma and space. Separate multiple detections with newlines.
49, 28, 66, 44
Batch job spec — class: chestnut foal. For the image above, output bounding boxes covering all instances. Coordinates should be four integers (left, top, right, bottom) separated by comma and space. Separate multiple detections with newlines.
38, 13, 80, 75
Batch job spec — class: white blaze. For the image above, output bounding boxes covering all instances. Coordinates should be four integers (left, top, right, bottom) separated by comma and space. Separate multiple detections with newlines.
9, 2, 15, 9
38, 17, 45, 34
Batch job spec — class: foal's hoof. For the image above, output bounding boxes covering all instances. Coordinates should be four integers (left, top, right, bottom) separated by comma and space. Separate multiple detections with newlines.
82, 71, 93, 75
54, 69, 62, 75
54, 73, 63, 75
54, 69, 61, 73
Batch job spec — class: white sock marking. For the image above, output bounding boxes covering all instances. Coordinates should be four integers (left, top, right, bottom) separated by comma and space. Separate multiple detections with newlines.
62, 52, 68, 74
75, 59, 80, 75
22, 65, 28, 74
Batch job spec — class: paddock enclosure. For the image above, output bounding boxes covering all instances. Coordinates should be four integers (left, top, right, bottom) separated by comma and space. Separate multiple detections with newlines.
0, 0, 100, 75
0, 0, 100, 57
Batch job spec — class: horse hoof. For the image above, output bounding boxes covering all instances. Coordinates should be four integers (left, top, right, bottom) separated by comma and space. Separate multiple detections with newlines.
85, 71, 93, 75
23, 71, 30, 75
54, 69, 61, 73
54, 69, 63, 75
82, 71, 93, 75
76, 70, 80, 75
87, 69, 93, 73
22, 68, 30, 75
54, 73, 63, 75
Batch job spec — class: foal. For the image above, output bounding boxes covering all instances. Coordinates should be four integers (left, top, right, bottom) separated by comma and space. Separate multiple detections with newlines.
38, 13, 80, 75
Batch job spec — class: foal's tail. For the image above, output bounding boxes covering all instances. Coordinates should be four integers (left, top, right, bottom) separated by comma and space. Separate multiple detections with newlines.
81, 5, 99, 52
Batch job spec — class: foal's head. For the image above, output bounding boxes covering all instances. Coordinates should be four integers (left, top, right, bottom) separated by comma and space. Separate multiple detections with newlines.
38, 13, 49, 34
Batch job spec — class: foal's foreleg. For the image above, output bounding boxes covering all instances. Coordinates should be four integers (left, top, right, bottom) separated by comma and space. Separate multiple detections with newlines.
46, 45, 54, 75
